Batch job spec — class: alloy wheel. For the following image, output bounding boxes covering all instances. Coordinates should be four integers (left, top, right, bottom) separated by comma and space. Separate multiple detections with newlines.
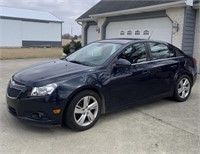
74, 96, 99, 127
177, 78, 191, 99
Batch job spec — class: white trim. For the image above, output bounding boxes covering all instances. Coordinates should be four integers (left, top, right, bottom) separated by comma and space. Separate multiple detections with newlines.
89, 1, 186, 18
131, 56, 184, 66
185, 0, 194, 6
76, 18, 95, 22
193, 3, 200, 9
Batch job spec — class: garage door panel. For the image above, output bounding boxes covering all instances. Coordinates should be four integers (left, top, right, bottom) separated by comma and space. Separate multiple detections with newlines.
106, 17, 172, 43
87, 25, 98, 44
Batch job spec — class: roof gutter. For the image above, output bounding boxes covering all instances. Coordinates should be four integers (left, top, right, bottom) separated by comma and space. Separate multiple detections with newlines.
89, 1, 186, 18
76, 18, 95, 22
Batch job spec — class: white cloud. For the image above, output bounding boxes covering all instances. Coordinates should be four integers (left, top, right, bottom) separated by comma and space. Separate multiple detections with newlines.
1, 0, 101, 35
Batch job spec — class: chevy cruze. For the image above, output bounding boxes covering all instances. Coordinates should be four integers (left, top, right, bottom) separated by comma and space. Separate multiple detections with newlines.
6, 39, 197, 131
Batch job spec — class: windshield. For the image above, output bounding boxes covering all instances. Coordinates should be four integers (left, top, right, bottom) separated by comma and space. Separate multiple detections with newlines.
66, 42, 122, 66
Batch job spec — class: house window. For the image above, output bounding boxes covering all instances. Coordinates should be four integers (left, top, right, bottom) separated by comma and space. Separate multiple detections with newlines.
135, 30, 140, 35
120, 30, 125, 35
127, 30, 132, 35
143, 30, 150, 35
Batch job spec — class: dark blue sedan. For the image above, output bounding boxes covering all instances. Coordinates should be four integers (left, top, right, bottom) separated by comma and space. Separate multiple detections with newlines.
6, 39, 197, 131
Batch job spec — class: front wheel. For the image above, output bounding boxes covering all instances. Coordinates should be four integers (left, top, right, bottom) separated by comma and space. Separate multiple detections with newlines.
64, 90, 102, 131
173, 75, 192, 102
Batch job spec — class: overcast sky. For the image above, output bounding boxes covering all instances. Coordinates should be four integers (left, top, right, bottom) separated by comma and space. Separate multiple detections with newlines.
1, 0, 101, 35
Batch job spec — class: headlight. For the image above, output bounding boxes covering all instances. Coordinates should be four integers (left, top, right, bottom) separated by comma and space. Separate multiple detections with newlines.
31, 83, 57, 96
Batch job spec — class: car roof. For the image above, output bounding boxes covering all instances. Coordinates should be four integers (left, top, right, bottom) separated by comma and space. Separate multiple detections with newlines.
97, 38, 168, 45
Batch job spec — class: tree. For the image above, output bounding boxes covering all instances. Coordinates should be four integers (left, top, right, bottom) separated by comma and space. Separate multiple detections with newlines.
62, 33, 71, 39
73, 35, 78, 40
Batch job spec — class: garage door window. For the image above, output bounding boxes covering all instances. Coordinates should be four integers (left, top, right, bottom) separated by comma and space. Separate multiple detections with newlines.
143, 30, 149, 35
135, 30, 140, 35
127, 30, 132, 35
119, 43, 147, 64
149, 42, 176, 60
120, 31, 125, 35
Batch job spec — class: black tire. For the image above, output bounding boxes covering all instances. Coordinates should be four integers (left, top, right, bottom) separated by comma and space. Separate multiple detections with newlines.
64, 90, 102, 131
173, 75, 192, 102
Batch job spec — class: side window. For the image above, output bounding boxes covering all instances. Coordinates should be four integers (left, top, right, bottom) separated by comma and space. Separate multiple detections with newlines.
119, 43, 147, 64
170, 45, 183, 57
149, 42, 176, 60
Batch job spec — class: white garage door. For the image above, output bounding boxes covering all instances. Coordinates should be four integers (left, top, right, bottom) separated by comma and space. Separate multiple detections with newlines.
106, 17, 172, 43
87, 25, 98, 44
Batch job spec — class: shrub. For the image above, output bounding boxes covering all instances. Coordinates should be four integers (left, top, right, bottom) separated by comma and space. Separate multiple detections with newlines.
75, 41, 82, 50
63, 44, 70, 55
62, 41, 82, 55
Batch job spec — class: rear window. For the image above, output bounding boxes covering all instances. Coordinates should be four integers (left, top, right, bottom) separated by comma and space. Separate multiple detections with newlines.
148, 42, 176, 60
175, 48, 184, 57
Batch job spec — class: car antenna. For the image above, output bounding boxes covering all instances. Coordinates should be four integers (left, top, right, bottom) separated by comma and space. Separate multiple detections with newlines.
148, 31, 153, 40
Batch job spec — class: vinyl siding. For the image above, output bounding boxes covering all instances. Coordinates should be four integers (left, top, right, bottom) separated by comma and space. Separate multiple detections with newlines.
182, 6, 196, 55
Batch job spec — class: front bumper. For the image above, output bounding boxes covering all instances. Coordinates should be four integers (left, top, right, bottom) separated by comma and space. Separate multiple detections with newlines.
6, 94, 64, 127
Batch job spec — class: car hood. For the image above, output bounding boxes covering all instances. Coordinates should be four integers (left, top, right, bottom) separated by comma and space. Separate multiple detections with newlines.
14, 59, 93, 86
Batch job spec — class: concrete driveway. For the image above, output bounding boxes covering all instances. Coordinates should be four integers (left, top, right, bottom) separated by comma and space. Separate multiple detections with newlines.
0, 58, 199, 154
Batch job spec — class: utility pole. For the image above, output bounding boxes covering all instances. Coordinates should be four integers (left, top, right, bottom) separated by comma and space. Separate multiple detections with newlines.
71, 24, 73, 39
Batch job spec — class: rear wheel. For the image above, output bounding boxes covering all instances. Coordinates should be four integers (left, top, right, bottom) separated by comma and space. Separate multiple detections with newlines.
173, 75, 192, 102
64, 90, 102, 131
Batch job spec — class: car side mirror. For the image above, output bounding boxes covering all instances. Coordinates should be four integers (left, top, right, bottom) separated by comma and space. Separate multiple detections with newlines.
114, 58, 131, 67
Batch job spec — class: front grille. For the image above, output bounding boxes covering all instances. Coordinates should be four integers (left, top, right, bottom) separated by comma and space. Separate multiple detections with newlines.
7, 78, 25, 98
8, 106, 17, 116
7, 87, 22, 98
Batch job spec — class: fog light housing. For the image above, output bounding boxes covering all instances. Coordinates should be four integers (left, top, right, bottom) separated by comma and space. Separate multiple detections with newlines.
31, 112, 47, 120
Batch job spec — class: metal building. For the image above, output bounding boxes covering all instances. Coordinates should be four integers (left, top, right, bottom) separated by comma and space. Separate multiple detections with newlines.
0, 6, 63, 47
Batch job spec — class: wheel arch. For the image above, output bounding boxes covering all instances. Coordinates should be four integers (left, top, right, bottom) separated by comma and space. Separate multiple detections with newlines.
61, 86, 106, 124
177, 71, 194, 86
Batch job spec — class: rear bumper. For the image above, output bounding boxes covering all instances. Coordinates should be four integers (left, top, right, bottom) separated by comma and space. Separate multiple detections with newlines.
192, 73, 197, 86
6, 94, 65, 127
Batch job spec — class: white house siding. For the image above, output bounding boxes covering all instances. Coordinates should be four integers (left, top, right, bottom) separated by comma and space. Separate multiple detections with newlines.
106, 17, 172, 43
22, 21, 61, 42
0, 18, 62, 47
0, 19, 22, 47
166, 7, 185, 49
193, 10, 200, 72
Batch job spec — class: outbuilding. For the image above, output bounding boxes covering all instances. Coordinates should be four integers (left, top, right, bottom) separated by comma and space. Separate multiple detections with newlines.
0, 6, 63, 48
77, 0, 200, 72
